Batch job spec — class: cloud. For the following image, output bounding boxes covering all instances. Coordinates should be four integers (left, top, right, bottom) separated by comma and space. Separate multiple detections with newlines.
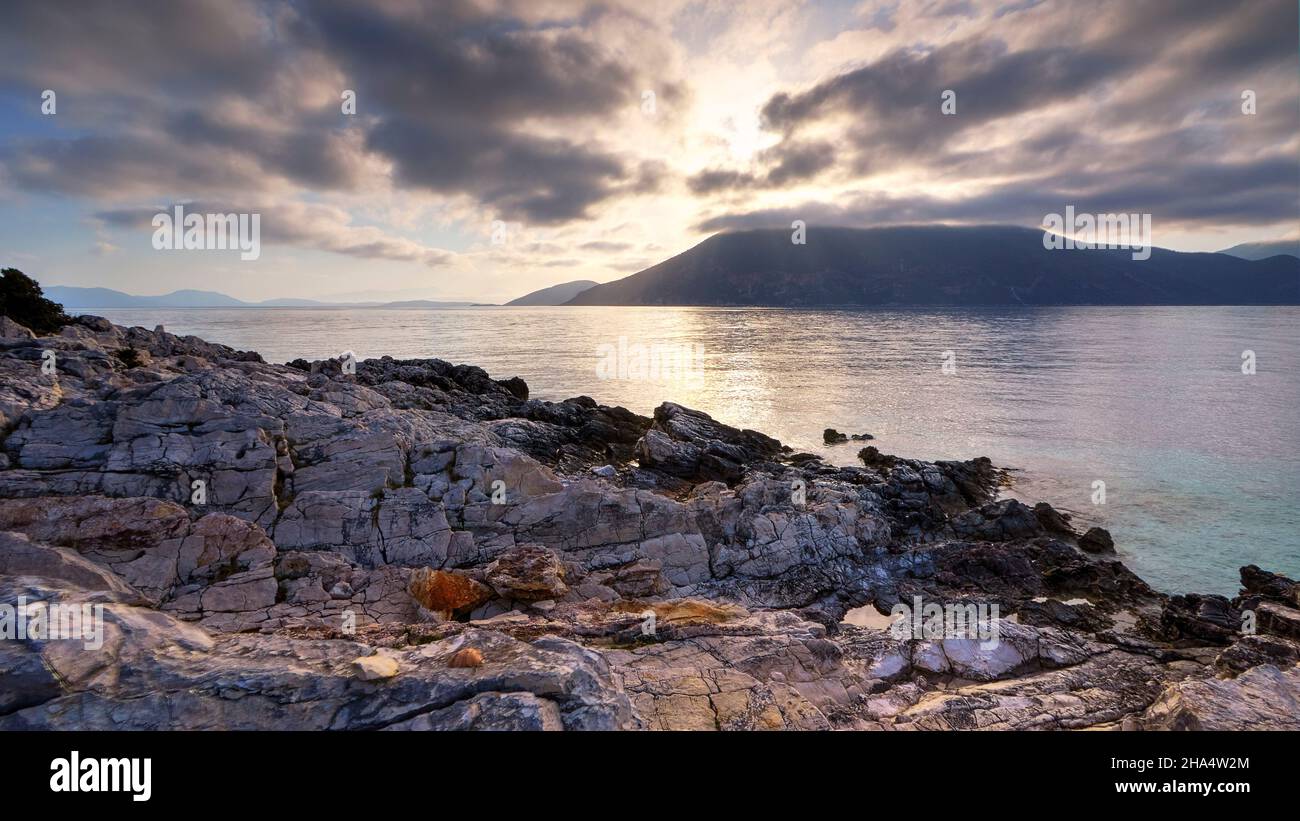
0, 0, 679, 226
0, 0, 282, 97
95, 202, 454, 267
0, 132, 308, 200
688, 140, 837, 193
368, 119, 644, 223
694, 0, 1298, 234
293, 0, 678, 222
695, 152, 1300, 234
0, 0, 1294, 296
578, 241, 635, 252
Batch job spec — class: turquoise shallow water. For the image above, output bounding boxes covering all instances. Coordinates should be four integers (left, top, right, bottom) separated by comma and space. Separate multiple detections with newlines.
96, 305, 1300, 596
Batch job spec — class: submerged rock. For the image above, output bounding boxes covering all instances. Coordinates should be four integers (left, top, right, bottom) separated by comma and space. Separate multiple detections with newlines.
1078, 526, 1116, 554
823, 428, 873, 444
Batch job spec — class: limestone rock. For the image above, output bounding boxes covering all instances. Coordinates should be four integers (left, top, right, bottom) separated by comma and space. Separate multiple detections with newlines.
485, 544, 567, 602
1215, 634, 1300, 676
1142, 664, 1300, 730
1237, 564, 1299, 608
0, 316, 1291, 731
407, 568, 493, 617
0, 316, 35, 339
353, 653, 400, 680
1254, 601, 1300, 641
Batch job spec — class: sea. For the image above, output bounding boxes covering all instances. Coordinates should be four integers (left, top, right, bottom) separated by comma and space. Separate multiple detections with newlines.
94, 305, 1300, 597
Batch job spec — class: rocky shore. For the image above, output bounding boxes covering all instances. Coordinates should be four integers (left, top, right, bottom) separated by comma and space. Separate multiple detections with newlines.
1, 314, 1297, 730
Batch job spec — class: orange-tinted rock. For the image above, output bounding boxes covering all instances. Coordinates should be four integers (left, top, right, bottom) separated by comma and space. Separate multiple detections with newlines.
448, 647, 484, 668
407, 568, 492, 617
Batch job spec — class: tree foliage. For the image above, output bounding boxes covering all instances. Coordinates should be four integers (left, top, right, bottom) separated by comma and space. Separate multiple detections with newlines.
0, 268, 70, 335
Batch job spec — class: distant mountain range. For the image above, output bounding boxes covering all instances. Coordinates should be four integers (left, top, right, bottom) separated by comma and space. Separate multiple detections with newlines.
1218, 240, 1300, 261
43, 286, 476, 309
505, 279, 598, 305
39, 227, 1300, 310
567, 225, 1300, 306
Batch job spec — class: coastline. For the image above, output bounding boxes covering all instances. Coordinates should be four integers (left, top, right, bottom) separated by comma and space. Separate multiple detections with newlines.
88, 303, 1300, 598
1, 314, 1297, 730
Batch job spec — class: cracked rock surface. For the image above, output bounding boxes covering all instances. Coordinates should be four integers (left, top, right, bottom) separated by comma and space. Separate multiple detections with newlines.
0, 315, 1296, 730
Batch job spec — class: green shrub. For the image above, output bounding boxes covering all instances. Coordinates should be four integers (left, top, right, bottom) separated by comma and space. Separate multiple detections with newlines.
0, 268, 69, 335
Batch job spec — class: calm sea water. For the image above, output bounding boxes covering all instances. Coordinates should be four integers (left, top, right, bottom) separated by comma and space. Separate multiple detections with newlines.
96, 305, 1300, 596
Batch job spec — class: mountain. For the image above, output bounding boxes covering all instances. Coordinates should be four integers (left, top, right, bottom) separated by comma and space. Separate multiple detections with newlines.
378, 299, 475, 308
41, 285, 473, 309
566, 225, 1300, 306
1218, 240, 1300, 261
257, 297, 331, 307
506, 279, 598, 306
46, 286, 248, 308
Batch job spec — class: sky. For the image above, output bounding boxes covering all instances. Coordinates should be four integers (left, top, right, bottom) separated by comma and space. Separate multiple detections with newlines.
0, 0, 1296, 304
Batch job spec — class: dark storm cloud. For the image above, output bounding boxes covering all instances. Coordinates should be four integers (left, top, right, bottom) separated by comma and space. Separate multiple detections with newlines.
292, 0, 635, 123
0, 134, 275, 198
691, 30, 1145, 194
696, 154, 1299, 234
0, 0, 281, 96
0, 0, 1294, 242
689, 141, 836, 193
759, 38, 1118, 133
688, 169, 756, 195
765, 141, 838, 186
931, 1, 977, 17
761, 37, 1135, 156
698, 0, 1298, 233
0, 0, 667, 224
164, 109, 365, 191
0, 0, 359, 199
0, 105, 369, 198
367, 115, 634, 223
287, 0, 671, 222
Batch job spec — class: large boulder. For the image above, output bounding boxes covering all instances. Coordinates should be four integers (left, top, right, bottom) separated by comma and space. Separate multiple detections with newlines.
407, 568, 493, 617
1236, 564, 1299, 608
951, 499, 1044, 542
485, 544, 567, 602
0, 316, 35, 339
1142, 664, 1300, 730
634, 403, 786, 483
1155, 594, 1240, 645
